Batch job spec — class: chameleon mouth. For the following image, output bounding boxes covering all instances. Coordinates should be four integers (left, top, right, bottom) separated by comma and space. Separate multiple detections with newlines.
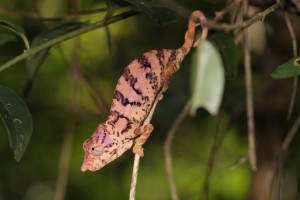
81, 162, 97, 172
81, 162, 89, 172
81, 156, 96, 172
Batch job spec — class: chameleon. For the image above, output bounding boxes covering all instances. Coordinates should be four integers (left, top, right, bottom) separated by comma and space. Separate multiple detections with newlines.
81, 10, 208, 172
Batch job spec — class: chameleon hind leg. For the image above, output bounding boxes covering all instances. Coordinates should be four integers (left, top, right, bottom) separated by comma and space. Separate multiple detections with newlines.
132, 124, 154, 157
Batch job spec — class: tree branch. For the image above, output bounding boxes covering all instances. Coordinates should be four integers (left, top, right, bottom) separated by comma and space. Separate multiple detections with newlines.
0, 10, 140, 73
284, 12, 298, 120
54, 35, 81, 200
129, 95, 161, 200
282, 114, 300, 152
213, 0, 242, 22
200, 112, 223, 200
164, 100, 191, 200
243, 0, 257, 171
207, 1, 281, 32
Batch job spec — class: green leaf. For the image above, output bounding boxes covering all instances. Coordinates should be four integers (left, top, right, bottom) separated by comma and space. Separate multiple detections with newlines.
0, 85, 33, 161
23, 21, 88, 97
210, 32, 238, 79
0, 33, 18, 46
271, 57, 300, 79
0, 20, 30, 50
124, 0, 177, 26
190, 39, 225, 116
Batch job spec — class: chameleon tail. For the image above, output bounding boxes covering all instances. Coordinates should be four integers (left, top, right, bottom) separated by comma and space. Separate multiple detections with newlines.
180, 10, 208, 56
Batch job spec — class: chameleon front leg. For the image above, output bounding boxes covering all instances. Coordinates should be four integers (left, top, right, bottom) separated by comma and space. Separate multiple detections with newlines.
132, 124, 154, 157
132, 92, 162, 156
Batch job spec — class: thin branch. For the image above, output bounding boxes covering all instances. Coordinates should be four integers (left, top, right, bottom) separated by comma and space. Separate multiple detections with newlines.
80, 73, 109, 115
54, 37, 81, 200
276, 154, 283, 200
103, 11, 114, 54
207, 1, 281, 32
282, 114, 300, 152
229, 156, 248, 170
243, 0, 257, 171
130, 153, 141, 200
213, 0, 243, 22
129, 94, 161, 200
163, 100, 191, 200
0, 10, 140, 73
200, 112, 223, 200
283, 12, 298, 120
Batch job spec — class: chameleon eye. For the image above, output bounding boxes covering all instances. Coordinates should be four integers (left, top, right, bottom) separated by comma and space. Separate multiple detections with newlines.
89, 145, 104, 156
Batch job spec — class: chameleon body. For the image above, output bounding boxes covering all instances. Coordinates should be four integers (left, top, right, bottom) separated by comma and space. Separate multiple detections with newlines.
81, 10, 207, 172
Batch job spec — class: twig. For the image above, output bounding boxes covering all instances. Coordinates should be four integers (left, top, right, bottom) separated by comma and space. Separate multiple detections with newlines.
103, 11, 114, 54
200, 112, 223, 200
229, 156, 248, 170
129, 154, 141, 200
80, 73, 109, 115
207, 1, 281, 32
282, 114, 300, 152
243, 0, 257, 171
0, 10, 140, 73
163, 100, 191, 200
129, 94, 161, 200
54, 33, 81, 200
283, 12, 298, 120
213, 0, 242, 22
276, 153, 283, 200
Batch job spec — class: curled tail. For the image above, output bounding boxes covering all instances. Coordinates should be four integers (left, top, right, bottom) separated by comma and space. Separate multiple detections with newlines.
180, 10, 208, 56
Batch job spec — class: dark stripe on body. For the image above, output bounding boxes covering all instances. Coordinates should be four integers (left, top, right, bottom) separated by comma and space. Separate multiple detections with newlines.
123, 68, 142, 95
122, 68, 150, 102
156, 49, 165, 67
114, 90, 142, 107
146, 72, 159, 92
107, 110, 134, 136
168, 50, 177, 63
137, 55, 151, 69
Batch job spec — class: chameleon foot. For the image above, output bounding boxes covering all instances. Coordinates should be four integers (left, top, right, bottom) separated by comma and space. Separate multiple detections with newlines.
133, 124, 154, 157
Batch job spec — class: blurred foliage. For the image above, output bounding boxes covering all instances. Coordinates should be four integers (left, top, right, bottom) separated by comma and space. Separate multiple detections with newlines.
0, 0, 300, 200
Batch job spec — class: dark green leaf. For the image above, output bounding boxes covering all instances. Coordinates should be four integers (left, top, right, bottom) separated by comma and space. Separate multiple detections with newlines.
124, 0, 177, 26
0, 20, 30, 50
0, 33, 17, 46
210, 32, 238, 79
271, 57, 300, 79
190, 40, 225, 116
23, 21, 88, 97
0, 85, 33, 161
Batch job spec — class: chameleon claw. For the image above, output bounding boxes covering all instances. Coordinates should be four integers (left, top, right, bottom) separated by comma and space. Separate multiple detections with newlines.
133, 145, 144, 157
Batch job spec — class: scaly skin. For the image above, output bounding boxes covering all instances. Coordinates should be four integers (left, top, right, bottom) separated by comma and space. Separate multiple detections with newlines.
81, 10, 207, 172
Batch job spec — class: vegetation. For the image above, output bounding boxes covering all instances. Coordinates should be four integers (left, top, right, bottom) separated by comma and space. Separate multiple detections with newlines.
0, 0, 299, 199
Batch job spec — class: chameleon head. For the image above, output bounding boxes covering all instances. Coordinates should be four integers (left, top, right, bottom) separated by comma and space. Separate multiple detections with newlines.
81, 124, 133, 171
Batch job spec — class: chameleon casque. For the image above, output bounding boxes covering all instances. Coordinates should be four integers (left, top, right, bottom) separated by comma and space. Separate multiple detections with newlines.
81, 10, 208, 172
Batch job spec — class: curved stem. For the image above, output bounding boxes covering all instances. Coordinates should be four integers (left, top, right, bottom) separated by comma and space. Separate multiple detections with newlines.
164, 100, 191, 200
